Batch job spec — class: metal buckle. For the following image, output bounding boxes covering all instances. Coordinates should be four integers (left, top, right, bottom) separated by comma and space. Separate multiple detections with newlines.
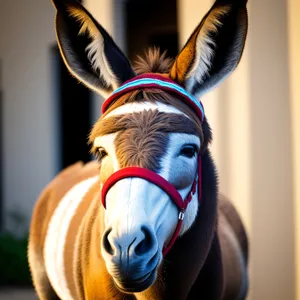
178, 211, 185, 220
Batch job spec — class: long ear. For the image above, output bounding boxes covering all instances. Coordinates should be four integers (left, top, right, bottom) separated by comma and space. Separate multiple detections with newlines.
51, 0, 136, 97
170, 0, 248, 97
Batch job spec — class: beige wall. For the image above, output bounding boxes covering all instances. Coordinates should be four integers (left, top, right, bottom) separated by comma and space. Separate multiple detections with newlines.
178, 0, 295, 299
249, 1, 294, 299
287, 0, 300, 299
0, 1, 56, 231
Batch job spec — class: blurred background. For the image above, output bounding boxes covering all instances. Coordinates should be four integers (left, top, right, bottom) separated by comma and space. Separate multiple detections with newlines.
0, 0, 299, 299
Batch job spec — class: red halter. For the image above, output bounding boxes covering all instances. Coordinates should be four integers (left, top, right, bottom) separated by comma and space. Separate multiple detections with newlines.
101, 74, 204, 256
101, 158, 202, 255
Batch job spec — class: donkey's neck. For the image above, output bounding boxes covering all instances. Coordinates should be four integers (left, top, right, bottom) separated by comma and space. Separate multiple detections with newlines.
134, 233, 223, 300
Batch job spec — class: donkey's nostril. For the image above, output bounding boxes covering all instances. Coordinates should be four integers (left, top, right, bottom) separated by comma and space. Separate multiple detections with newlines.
102, 228, 114, 255
135, 226, 155, 255
102, 225, 156, 258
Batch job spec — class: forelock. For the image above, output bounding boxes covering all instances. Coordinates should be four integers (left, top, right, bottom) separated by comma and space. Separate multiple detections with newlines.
134, 48, 174, 75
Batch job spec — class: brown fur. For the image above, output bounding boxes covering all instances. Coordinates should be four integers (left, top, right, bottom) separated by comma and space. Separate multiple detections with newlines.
170, 34, 197, 85
90, 110, 202, 171
102, 89, 203, 130
134, 48, 173, 75
28, 161, 100, 299
90, 111, 201, 140
90, 87, 208, 151
64, 181, 100, 299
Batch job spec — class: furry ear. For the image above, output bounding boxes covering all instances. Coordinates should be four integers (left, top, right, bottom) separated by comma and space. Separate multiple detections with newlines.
52, 0, 136, 97
170, 0, 248, 97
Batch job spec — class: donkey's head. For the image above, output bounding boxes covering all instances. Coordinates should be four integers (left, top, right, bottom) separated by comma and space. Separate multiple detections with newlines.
52, 0, 248, 293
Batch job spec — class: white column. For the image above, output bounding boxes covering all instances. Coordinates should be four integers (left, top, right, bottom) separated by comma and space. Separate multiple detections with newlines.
249, 0, 294, 299
287, 0, 300, 299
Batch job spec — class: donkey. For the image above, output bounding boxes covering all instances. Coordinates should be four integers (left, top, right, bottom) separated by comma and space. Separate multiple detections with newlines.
28, 0, 249, 299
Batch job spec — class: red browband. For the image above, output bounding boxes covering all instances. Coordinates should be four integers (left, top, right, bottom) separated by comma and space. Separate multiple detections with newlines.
102, 73, 205, 122
101, 74, 203, 256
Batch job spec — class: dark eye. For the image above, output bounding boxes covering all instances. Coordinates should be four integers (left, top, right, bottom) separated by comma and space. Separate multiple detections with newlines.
180, 145, 198, 158
95, 147, 108, 162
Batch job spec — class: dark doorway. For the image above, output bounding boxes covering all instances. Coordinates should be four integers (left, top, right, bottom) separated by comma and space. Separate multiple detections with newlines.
51, 46, 92, 170
125, 0, 178, 62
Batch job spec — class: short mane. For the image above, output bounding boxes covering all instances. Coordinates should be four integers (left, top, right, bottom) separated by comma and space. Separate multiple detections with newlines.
134, 48, 174, 75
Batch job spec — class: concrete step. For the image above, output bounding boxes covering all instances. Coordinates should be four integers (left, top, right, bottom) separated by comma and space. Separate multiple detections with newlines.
0, 288, 37, 300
